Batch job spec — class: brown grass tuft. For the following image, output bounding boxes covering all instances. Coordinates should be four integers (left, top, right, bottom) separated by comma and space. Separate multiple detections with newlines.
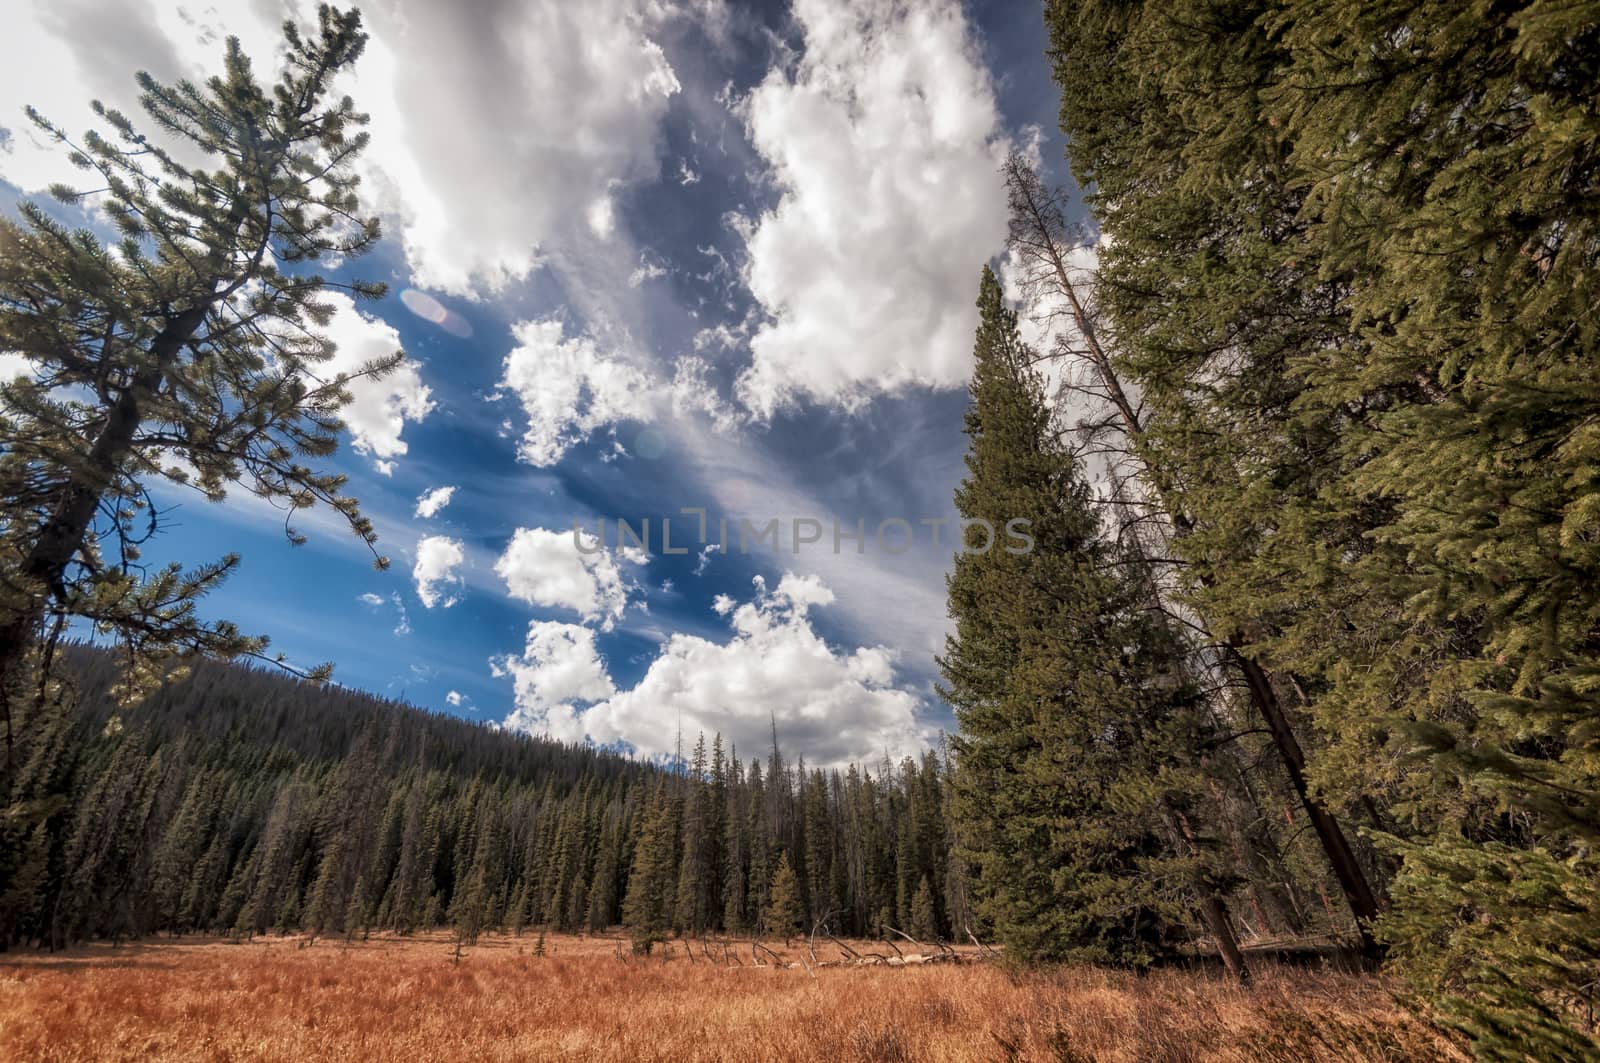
0, 932, 1464, 1061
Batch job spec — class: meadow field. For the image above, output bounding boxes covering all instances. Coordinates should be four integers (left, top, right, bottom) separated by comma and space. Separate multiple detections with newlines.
0, 932, 1463, 1062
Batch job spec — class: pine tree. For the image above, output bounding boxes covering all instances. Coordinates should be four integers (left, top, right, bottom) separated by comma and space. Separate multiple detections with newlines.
0, 5, 397, 724
909, 877, 938, 944
764, 852, 802, 943
3, 645, 989, 956
801, 770, 832, 929
941, 267, 1200, 966
1047, 0, 1600, 1047
673, 735, 713, 934
744, 761, 770, 931
621, 780, 678, 954
1003, 115, 1386, 956
721, 752, 748, 935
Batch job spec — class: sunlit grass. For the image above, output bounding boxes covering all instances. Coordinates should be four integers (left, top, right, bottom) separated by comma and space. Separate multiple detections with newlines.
0, 932, 1464, 1062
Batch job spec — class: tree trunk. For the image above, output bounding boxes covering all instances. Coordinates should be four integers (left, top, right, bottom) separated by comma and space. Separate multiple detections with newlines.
1230, 644, 1384, 962
1159, 800, 1251, 984
1197, 890, 1251, 985
0, 308, 204, 728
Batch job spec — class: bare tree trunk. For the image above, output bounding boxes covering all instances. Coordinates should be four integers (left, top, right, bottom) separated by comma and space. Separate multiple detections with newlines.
1197, 891, 1251, 985
1231, 646, 1383, 962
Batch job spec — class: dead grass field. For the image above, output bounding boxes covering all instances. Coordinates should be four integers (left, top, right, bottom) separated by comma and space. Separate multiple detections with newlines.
0, 931, 1464, 1062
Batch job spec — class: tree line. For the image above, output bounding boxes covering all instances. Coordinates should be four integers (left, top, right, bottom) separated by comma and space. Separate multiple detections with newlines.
938, 1, 1598, 1058
0, 647, 968, 953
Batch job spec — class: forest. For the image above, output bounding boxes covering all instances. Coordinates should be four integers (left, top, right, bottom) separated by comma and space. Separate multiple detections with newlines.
0, 638, 1386, 985
0, 648, 967, 951
935, 3, 1595, 1058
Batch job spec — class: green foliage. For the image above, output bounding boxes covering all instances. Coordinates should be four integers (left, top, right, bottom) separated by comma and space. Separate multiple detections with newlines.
622, 781, 679, 953
0, 648, 974, 950
940, 268, 1213, 966
909, 877, 938, 944
764, 852, 803, 942
1046, 0, 1600, 1051
0, 4, 396, 712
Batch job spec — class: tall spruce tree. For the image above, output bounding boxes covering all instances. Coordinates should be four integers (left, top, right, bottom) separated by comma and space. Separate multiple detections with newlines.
621, 779, 679, 954
1038, 3, 1391, 958
764, 851, 802, 943
941, 267, 1211, 966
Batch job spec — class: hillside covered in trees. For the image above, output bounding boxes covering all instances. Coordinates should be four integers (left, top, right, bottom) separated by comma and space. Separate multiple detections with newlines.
0, 648, 973, 951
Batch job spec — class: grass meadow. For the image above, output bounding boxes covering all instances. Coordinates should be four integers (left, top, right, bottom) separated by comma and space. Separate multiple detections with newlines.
0, 932, 1464, 1062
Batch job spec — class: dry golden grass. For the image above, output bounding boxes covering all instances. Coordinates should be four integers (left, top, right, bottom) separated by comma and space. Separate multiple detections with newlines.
0, 931, 1463, 1062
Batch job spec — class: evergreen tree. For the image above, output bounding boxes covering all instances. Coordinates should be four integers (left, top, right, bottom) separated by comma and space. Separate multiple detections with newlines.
764, 852, 802, 943
941, 267, 1206, 966
0, 5, 396, 724
909, 877, 938, 944
1047, 0, 1600, 1048
621, 780, 678, 954
0, 646, 985, 961
673, 736, 714, 934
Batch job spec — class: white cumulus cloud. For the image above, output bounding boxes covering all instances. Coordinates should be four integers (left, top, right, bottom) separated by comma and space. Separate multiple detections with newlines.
318, 292, 434, 468
413, 485, 457, 519
499, 318, 656, 467
497, 573, 928, 767
412, 535, 465, 609
733, 0, 1009, 416
494, 526, 636, 629
494, 621, 618, 732
0, 0, 681, 298
352, 0, 681, 295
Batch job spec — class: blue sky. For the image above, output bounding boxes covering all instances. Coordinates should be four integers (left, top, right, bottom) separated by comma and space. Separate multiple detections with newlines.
2, 0, 1086, 767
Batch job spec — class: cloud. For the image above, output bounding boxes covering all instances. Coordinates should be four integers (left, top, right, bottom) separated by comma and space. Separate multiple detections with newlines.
446, 690, 475, 711
497, 573, 929, 767
351, 0, 681, 295
733, 0, 1009, 416
499, 318, 656, 467
0, 353, 35, 381
670, 355, 741, 434
0, 0, 194, 193
493, 621, 618, 731
356, 590, 411, 635
319, 292, 434, 467
494, 526, 635, 628
414, 485, 457, 519
672, 414, 957, 670
413, 535, 465, 608
0, 0, 681, 299
627, 250, 670, 287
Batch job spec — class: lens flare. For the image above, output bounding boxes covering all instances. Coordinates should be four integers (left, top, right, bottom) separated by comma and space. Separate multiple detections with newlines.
399, 288, 473, 338
633, 427, 666, 460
